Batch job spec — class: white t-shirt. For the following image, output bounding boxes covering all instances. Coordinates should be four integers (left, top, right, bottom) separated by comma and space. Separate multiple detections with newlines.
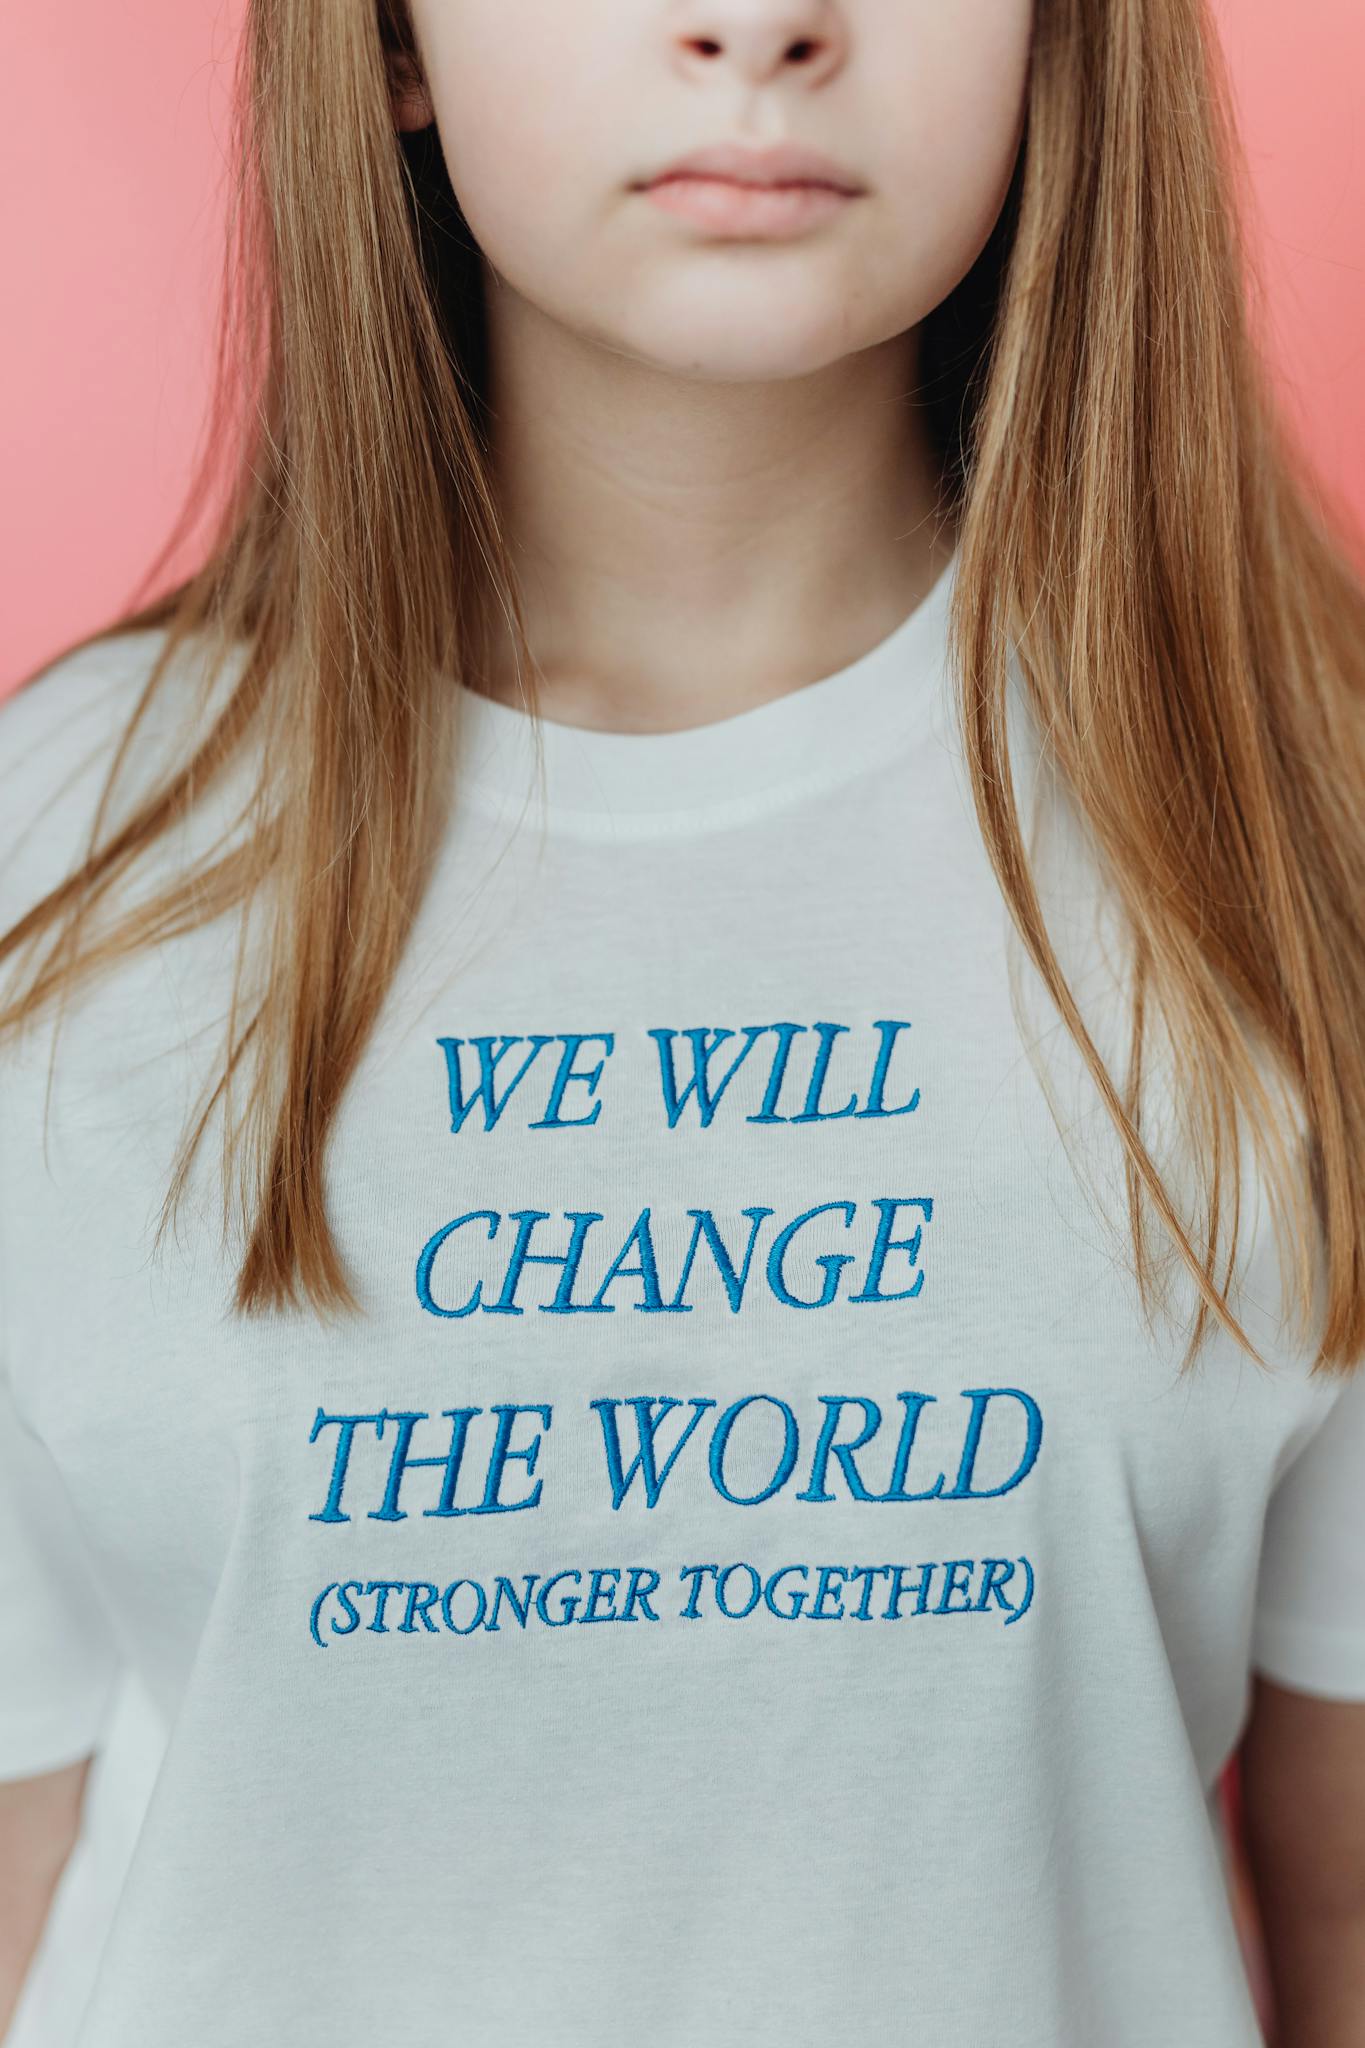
2, 559, 1363, 2048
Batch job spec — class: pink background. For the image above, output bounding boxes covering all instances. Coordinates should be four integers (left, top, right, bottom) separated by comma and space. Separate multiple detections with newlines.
2, 0, 1364, 692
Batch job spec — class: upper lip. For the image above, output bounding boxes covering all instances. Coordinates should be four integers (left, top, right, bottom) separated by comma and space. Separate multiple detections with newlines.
639, 143, 864, 194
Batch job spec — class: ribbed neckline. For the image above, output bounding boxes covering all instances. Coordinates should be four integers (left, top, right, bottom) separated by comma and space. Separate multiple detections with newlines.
451, 548, 957, 840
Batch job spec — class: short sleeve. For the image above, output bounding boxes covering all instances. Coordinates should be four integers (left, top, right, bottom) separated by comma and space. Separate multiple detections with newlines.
0, 1366, 125, 1780
1251, 1366, 1365, 1701
0, 632, 175, 1783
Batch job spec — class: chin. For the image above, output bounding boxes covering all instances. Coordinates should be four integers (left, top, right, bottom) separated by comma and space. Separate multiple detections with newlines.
614, 300, 896, 386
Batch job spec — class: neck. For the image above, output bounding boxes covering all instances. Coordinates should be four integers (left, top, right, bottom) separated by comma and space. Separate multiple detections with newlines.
479, 286, 954, 734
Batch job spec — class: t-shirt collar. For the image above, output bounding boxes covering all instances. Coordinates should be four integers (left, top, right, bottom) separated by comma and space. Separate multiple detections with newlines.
451, 548, 957, 839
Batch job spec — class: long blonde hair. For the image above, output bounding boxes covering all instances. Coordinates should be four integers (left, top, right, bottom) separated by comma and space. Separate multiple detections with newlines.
4, 0, 1365, 1377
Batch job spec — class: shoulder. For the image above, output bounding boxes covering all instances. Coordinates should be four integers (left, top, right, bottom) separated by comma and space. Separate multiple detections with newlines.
0, 621, 212, 807
0, 623, 236, 932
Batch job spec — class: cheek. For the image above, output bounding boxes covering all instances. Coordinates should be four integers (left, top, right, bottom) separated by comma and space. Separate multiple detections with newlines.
880, 7, 1033, 301
417, 18, 599, 268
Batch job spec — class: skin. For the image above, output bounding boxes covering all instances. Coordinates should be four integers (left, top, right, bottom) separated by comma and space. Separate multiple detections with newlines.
0, 1756, 91, 2036
1240, 1678, 1365, 2048
396, 0, 1034, 729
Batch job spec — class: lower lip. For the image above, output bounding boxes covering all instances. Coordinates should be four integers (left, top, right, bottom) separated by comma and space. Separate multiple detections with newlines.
641, 176, 856, 238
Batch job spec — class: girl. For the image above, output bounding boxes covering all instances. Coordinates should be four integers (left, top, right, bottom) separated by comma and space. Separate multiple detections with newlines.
2, 2, 1363, 2044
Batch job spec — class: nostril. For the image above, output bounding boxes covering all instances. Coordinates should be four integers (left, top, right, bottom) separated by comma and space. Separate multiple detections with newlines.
681, 36, 821, 63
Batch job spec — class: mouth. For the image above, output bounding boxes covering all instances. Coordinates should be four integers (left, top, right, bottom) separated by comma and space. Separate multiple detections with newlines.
640, 178, 858, 238
632, 144, 866, 239
636, 140, 865, 196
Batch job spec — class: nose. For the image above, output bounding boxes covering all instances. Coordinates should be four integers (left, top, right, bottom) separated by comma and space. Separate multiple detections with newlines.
667, 0, 849, 90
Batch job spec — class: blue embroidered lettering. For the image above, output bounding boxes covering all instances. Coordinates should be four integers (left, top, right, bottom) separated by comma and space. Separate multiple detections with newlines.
665, 1205, 774, 1313
485, 1574, 541, 1632
308, 1409, 387, 1522
876, 1391, 946, 1501
440, 1579, 488, 1635
715, 1563, 763, 1618
580, 1566, 623, 1622
763, 1565, 810, 1619
400, 1582, 442, 1634
309, 1581, 341, 1647
944, 1388, 1044, 1499
469, 1403, 553, 1515
848, 1197, 933, 1303
810, 1565, 849, 1619
709, 1394, 800, 1505
363, 1580, 409, 1632
855, 1020, 921, 1118
369, 1407, 481, 1522
591, 1396, 717, 1508
648, 1025, 768, 1127
796, 1394, 884, 1502
974, 1558, 1018, 1615
528, 1032, 616, 1129
677, 1564, 718, 1618
415, 1209, 500, 1319
586, 1208, 666, 1313
745, 1022, 807, 1123
884, 1563, 937, 1619
846, 1564, 893, 1619
535, 1569, 582, 1626
487, 1209, 604, 1315
789, 1020, 861, 1123
621, 1565, 662, 1621
935, 1559, 977, 1614
1006, 1555, 1035, 1624
766, 1201, 858, 1308
438, 1034, 554, 1132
